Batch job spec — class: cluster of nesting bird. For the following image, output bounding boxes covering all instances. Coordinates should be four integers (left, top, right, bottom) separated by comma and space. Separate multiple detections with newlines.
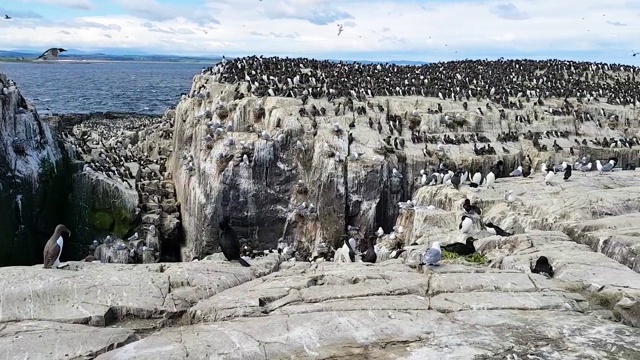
205, 56, 640, 107
415, 159, 592, 278
63, 116, 172, 189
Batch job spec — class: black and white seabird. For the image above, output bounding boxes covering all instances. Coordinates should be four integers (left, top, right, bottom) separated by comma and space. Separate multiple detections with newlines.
531, 256, 554, 278
485, 222, 512, 237
37, 48, 67, 60
43, 224, 71, 268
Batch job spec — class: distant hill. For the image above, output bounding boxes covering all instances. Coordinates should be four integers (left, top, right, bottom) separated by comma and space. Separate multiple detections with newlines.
0, 50, 221, 63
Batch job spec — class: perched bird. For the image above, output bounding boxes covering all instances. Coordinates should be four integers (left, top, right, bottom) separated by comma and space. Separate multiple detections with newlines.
442, 237, 476, 256
451, 171, 461, 189
361, 237, 377, 263
345, 237, 361, 262
459, 215, 473, 234
531, 256, 554, 278
563, 166, 572, 181
484, 171, 495, 188
462, 199, 482, 215
218, 216, 251, 267
420, 242, 441, 266
376, 227, 384, 237
504, 189, 517, 203
37, 48, 67, 60
485, 222, 512, 237
43, 224, 71, 269
544, 169, 555, 186
509, 166, 523, 177
595, 159, 615, 175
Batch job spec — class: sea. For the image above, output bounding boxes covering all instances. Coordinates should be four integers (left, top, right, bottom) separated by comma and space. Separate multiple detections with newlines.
0, 61, 212, 115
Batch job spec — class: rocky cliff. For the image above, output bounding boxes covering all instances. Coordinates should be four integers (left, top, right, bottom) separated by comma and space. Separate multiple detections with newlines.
168, 61, 640, 274
55, 112, 181, 263
0, 72, 70, 266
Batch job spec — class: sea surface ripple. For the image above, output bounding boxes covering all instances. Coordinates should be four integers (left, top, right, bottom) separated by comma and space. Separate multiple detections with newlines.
0, 61, 208, 115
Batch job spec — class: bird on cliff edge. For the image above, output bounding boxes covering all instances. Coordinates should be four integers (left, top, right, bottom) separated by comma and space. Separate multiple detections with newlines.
43, 224, 71, 269
37, 48, 67, 60
218, 216, 251, 267
420, 242, 441, 266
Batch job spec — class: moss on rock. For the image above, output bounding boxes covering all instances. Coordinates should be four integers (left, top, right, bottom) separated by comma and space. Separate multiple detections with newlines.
92, 211, 114, 230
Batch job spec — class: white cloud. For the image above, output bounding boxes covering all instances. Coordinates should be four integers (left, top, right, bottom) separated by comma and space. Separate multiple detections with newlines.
0, 0, 638, 62
18, 0, 93, 10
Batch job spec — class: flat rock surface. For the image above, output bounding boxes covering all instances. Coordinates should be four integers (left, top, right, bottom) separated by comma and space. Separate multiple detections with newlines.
95, 261, 640, 360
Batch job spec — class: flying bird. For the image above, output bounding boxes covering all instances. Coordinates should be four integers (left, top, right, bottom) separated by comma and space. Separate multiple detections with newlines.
4, 15, 11, 19
633, 50, 638, 57
37, 48, 67, 60
337, 24, 344, 36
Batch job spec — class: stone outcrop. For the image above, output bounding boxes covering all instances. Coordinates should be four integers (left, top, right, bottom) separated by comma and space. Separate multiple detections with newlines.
56, 112, 181, 263
2, 247, 638, 359
0, 72, 69, 266
0, 254, 283, 359
168, 74, 640, 270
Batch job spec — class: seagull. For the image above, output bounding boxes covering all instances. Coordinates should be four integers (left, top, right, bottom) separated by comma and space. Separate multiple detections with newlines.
595, 159, 615, 175
420, 242, 441, 266
633, 50, 639, 57
337, 24, 344, 36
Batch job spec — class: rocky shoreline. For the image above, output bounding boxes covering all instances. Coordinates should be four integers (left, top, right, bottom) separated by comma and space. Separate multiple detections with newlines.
1, 57, 640, 359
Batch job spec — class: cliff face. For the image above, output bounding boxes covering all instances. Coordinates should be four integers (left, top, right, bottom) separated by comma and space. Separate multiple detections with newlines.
169, 73, 640, 269
57, 112, 179, 263
0, 72, 69, 266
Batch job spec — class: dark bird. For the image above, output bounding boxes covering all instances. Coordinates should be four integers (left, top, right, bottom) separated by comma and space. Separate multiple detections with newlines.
531, 256, 554, 278
442, 237, 477, 256
218, 216, 251, 267
563, 166, 572, 181
43, 224, 71, 269
37, 48, 67, 60
4, 15, 11, 20
633, 51, 639, 57
451, 170, 461, 190
485, 222, 512, 237
462, 199, 481, 215
361, 237, 377, 263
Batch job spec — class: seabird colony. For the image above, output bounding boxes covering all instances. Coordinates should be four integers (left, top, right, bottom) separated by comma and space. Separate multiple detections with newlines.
196, 56, 639, 270
60, 113, 176, 263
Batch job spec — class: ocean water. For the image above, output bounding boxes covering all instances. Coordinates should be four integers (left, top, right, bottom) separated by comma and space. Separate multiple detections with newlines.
0, 61, 211, 115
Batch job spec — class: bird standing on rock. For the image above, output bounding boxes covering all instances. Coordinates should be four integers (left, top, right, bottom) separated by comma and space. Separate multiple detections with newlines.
420, 242, 441, 266
218, 216, 251, 267
442, 237, 477, 256
563, 166, 572, 181
43, 224, 71, 269
459, 215, 473, 234
531, 256, 554, 278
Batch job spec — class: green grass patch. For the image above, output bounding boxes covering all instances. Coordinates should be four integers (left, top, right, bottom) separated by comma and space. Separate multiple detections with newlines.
441, 250, 487, 264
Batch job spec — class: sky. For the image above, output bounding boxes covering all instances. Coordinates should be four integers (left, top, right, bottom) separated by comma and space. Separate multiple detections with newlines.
0, 0, 639, 63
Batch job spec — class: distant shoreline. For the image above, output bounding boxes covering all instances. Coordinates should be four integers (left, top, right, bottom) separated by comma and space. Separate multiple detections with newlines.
0, 58, 217, 65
